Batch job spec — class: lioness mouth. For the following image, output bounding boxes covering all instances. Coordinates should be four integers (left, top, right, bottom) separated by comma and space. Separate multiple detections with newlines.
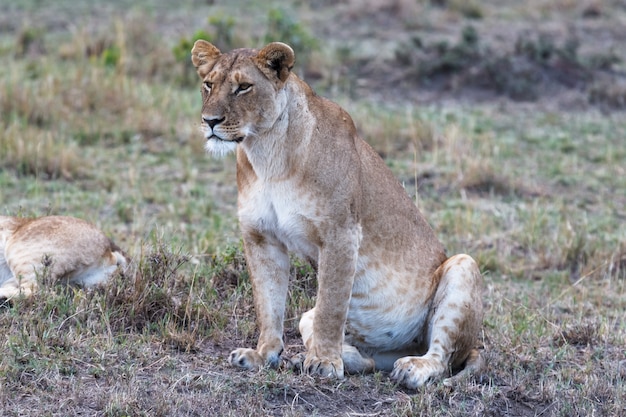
209, 135, 244, 143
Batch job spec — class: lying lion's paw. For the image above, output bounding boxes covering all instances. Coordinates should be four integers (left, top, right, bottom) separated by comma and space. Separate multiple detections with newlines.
303, 354, 344, 379
228, 348, 264, 370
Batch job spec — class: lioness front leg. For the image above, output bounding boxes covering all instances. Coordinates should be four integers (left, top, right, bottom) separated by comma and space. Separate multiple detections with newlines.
301, 228, 360, 379
229, 232, 290, 370
390, 254, 483, 388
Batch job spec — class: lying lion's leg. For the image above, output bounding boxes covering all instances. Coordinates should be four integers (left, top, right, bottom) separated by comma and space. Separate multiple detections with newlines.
0, 274, 36, 300
293, 308, 375, 374
1, 248, 38, 299
390, 254, 483, 388
69, 263, 119, 287
69, 247, 127, 288
229, 233, 290, 370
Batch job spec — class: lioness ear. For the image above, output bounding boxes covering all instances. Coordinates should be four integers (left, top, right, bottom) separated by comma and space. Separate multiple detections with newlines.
255, 42, 295, 84
191, 40, 221, 78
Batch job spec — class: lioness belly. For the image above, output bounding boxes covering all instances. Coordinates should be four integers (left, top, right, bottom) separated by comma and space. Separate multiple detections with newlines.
346, 259, 433, 350
346, 303, 429, 350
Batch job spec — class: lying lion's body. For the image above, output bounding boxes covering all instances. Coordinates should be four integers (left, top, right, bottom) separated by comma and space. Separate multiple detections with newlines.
192, 40, 483, 388
0, 216, 128, 299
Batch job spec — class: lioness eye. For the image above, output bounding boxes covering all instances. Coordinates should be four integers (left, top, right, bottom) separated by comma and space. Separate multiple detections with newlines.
203, 81, 213, 92
236, 83, 252, 94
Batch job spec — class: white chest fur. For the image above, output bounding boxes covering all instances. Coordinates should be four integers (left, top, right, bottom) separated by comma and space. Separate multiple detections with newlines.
238, 180, 320, 262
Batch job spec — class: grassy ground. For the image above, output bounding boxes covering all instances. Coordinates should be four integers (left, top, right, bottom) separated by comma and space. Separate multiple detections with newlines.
1, 1, 625, 416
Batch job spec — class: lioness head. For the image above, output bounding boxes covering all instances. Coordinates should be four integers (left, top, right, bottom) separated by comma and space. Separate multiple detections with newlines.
191, 40, 295, 157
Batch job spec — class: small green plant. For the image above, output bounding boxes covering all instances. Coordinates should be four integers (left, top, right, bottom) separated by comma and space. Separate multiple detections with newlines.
208, 13, 236, 51
14, 25, 45, 57
265, 8, 318, 73
172, 14, 237, 67
101, 45, 121, 67
172, 29, 213, 63
172, 29, 213, 85
208, 242, 248, 292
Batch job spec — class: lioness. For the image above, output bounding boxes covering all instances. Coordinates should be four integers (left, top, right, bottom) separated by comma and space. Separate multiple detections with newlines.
0, 215, 128, 300
191, 40, 483, 388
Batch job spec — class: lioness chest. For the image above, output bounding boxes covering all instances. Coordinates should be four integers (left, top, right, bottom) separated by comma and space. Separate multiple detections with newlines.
238, 179, 321, 262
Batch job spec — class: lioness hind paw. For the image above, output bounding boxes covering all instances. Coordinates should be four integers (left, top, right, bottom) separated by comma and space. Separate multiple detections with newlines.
303, 355, 344, 379
390, 356, 446, 389
288, 352, 307, 373
443, 349, 484, 387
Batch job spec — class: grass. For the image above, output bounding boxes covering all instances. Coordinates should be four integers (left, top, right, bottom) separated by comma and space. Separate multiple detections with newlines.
1, 0, 625, 415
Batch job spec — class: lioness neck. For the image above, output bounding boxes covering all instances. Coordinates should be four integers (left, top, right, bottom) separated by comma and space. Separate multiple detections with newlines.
237, 76, 315, 181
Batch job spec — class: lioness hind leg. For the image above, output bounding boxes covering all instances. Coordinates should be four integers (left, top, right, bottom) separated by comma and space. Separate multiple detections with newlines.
291, 308, 375, 375
390, 254, 483, 388
443, 347, 483, 386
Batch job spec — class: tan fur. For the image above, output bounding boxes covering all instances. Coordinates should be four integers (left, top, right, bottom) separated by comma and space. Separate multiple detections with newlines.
0, 216, 128, 300
191, 40, 483, 388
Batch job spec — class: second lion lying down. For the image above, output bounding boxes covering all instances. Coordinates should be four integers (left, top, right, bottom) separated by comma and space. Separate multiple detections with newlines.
0, 215, 128, 300
191, 40, 483, 388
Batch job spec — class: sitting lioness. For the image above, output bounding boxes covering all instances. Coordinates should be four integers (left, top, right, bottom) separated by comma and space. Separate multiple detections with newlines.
0, 215, 128, 300
191, 40, 483, 388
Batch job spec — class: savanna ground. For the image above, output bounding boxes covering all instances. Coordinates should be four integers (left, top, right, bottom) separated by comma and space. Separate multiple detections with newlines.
1, 0, 625, 415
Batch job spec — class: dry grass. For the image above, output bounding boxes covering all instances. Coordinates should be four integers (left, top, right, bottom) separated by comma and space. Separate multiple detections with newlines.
0, 1, 625, 416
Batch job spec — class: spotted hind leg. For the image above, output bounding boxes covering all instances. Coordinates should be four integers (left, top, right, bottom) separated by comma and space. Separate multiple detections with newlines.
390, 254, 483, 388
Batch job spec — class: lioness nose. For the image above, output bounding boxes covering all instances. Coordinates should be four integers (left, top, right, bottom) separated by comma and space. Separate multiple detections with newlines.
203, 116, 225, 129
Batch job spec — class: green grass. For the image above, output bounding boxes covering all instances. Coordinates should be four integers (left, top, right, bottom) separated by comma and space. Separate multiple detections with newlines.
1, 0, 625, 416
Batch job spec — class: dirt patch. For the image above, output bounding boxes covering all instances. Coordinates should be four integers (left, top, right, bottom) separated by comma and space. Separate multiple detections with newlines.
319, 0, 626, 111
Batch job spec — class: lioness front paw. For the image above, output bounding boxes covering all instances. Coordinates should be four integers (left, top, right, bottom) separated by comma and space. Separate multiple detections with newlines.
303, 354, 344, 379
229, 347, 283, 370
228, 348, 264, 370
390, 356, 446, 389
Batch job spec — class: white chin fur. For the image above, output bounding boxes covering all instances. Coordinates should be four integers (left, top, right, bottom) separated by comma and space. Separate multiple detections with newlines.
205, 138, 238, 158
